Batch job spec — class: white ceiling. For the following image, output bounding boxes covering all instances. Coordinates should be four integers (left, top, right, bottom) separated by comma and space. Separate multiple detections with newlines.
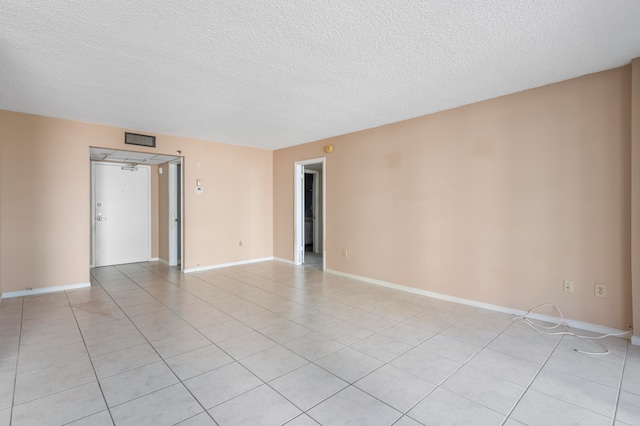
2, 1, 640, 150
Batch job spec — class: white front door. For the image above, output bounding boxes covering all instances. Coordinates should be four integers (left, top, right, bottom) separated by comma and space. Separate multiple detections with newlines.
93, 162, 150, 267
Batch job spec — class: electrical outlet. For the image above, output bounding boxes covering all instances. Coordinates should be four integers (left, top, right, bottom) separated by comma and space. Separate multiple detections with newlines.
342, 249, 348, 258
594, 283, 607, 298
563, 279, 574, 293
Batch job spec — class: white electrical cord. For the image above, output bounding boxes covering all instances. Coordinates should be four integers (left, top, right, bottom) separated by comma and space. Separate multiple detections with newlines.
512, 303, 632, 355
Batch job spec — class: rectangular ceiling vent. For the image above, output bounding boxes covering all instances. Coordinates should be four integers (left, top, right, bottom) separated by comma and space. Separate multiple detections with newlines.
125, 132, 156, 148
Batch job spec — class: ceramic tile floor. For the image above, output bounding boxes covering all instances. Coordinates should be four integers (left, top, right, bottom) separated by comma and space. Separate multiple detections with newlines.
0, 260, 639, 426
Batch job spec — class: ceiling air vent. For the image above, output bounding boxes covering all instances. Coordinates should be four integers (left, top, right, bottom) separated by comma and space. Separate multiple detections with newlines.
125, 132, 156, 148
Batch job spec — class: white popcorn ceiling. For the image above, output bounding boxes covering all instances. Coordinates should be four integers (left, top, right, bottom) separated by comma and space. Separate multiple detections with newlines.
1, 1, 640, 150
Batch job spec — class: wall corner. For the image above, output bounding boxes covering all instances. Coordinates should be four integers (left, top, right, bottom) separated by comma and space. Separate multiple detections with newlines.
631, 58, 640, 342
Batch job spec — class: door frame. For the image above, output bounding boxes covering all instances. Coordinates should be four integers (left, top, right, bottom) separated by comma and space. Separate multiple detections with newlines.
304, 169, 321, 254
168, 159, 183, 267
294, 158, 326, 268
90, 161, 152, 267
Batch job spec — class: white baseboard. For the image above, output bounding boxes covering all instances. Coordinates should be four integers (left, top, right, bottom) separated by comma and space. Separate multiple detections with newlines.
156, 258, 182, 267
273, 257, 298, 265
184, 257, 274, 273
149, 257, 160, 262
325, 268, 631, 337
632, 336, 640, 347
1, 282, 91, 299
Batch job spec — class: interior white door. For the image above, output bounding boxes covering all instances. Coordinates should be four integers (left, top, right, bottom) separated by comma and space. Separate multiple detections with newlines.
93, 163, 150, 267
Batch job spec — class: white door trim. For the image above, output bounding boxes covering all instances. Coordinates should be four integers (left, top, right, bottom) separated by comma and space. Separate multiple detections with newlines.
168, 162, 178, 266
91, 161, 151, 267
91, 163, 97, 268
294, 164, 304, 265
294, 158, 326, 269
169, 158, 184, 271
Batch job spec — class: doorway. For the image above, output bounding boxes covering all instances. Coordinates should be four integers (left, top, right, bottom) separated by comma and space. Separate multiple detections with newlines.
294, 158, 325, 269
90, 148, 183, 269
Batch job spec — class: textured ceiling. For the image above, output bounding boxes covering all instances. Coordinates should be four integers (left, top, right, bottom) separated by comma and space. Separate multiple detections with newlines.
2, 1, 640, 150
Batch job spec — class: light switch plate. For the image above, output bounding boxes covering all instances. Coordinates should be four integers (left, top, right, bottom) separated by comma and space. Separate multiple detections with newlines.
563, 279, 574, 293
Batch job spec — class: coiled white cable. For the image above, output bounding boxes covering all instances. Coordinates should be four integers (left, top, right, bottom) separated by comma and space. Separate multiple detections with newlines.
512, 303, 632, 355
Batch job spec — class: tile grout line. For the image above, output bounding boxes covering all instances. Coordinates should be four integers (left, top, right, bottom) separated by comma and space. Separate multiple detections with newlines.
13, 266, 401, 423
136, 262, 424, 424
6, 266, 504, 422
132, 264, 363, 366
111, 263, 339, 421
8, 293, 118, 417
297, 306, 494, 425
394, 308, 512, 424
500, 330, 629, 423
8, 296, 25, 426
261, 307, 441, 422
67, 262, 630, 426
206, 261, 415, 319
97, 266, 219, 424
135, 263, 338, 424
499, 325, 566, 425
611, 340, 629, 425
65, 283, 117, 425
170, 263, 514, 425
133, 263, 329, 422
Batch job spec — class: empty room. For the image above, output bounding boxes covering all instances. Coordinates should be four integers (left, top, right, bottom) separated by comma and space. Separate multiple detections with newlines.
2, 1, 640, 425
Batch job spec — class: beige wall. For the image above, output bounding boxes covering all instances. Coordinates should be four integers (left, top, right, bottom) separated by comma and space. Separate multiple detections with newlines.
632, 58, 640, 341
0, 111, 273, 294
274, 66, 632, 330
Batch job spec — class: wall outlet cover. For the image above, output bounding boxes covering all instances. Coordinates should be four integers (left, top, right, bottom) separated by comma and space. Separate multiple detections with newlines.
594, 283, 607, 298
